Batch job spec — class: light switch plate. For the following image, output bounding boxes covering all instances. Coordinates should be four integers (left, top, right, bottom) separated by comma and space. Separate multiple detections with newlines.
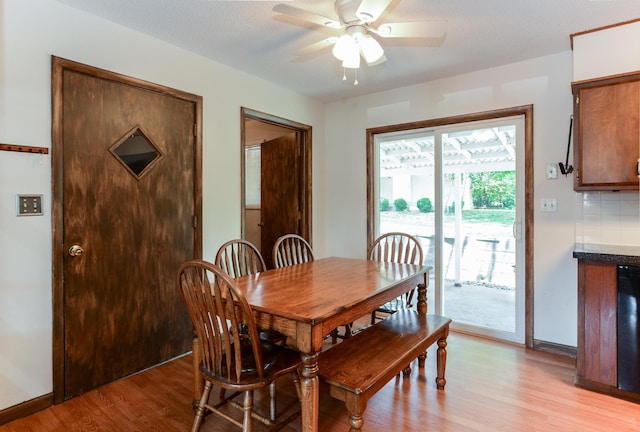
541, 198, 557, 213
16, 194, 43, 216
546, 163, 558, 179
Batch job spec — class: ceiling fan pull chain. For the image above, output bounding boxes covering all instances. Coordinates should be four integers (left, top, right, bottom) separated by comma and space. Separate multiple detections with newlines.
342, 67, 347, 81
354, 68, 358, 85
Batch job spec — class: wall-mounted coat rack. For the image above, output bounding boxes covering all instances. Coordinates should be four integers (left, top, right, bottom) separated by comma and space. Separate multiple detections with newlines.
0, 143, 49, 154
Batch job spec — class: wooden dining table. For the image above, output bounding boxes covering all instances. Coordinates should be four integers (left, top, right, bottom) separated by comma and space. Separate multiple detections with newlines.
191, 256, 431, 432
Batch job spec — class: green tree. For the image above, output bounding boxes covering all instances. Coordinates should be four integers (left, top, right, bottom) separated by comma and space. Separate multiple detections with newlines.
469, 171, 515, 209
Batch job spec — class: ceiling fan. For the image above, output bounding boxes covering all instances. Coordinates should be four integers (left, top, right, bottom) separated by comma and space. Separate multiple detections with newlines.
273, 0, 447, 84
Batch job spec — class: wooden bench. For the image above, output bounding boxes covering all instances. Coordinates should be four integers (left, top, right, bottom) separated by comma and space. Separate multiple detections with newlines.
318, 310, 451, 431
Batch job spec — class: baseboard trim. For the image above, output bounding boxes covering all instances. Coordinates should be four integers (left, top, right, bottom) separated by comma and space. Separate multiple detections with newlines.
533, 339, 576, 358
0, 393, 53, 426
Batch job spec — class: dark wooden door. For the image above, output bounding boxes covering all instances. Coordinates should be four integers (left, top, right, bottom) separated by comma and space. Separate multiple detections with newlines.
260, 132, 301, 268
56, 60, 201, 399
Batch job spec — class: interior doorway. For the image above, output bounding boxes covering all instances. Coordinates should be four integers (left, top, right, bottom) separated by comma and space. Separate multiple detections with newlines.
241, 108, 312, 267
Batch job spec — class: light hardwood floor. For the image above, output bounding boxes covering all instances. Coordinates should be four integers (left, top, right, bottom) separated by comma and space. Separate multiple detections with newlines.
2, 332, 640, 431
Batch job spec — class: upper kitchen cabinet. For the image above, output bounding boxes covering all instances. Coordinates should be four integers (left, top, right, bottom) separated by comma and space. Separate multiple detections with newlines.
572, 72, 640, 191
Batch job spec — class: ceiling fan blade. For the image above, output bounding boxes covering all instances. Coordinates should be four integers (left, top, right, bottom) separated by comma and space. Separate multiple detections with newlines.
273, 4, 341, 28
356, 0, 393, 23
296, 37, 339, 56
375, 20, 447, 39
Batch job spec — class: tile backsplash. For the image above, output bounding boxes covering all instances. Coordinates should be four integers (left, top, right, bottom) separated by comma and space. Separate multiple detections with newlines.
575, 191, 640, 246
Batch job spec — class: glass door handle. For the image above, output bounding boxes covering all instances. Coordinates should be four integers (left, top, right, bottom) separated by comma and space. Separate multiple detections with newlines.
512, 221, 522, 241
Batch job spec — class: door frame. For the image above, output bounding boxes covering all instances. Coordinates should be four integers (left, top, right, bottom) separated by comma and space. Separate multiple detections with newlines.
240, 107, 312, 245
51, 56, 203, 403
366, 105, 534, 348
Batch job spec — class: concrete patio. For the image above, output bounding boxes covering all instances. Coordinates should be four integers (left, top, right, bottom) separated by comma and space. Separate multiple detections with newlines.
381, 210, 517, 335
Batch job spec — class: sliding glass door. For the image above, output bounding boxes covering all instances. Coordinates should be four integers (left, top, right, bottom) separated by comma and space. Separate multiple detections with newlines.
371, 116, 525, 344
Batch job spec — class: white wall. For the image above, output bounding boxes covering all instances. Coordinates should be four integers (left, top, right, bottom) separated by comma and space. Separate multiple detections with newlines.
572, 20, 640, 82
0, 0, 326, 411
572, 20, 640, 245
323, 52, 578, 347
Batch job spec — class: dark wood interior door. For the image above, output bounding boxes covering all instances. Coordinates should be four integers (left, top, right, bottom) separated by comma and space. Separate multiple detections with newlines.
260, 132, 301, 268
59, 64, 199, 399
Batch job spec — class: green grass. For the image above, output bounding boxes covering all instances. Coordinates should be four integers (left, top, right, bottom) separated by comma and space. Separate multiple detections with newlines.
382, 208, 516, 227
456, 209, 515, 225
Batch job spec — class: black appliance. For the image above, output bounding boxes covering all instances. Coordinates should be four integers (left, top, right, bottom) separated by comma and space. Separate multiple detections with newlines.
617, 265, 640, 393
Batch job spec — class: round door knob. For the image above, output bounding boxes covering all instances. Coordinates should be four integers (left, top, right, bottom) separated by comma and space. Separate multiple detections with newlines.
69, 245, 85, 257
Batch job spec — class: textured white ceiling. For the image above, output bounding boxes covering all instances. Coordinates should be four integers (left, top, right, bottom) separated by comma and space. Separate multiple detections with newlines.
53, 0, 640, 102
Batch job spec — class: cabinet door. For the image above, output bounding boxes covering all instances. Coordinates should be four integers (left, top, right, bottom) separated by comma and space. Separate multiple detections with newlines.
574, 77, 640, 191
577, 261, 617, 387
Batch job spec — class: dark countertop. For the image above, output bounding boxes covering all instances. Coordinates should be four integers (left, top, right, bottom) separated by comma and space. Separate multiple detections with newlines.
573, 243, 640, 266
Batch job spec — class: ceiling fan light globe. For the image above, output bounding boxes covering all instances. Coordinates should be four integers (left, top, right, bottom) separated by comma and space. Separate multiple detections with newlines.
332, 34, 356, 61
342, 52, 361, 69
368, 53, 387, 66
361, 35, 384, 64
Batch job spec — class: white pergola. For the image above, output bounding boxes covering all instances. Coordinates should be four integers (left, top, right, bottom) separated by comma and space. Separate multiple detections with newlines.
378, 125, 517, 285
379, 125, 516, 176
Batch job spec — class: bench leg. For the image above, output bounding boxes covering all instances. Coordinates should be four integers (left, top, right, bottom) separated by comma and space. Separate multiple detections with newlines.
418, 350, 427, 368
348, 414, 364, 432
345, 393, 366, 432
404, 347, 432, 376
436, 333, 448, 390
402, 365, 411, 377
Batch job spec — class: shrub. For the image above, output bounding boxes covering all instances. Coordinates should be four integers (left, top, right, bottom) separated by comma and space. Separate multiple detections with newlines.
446, 203, 455, 214
394, 198, 408, 211
380, 197, 390, 211
446, 200, 464, 214
416, 197, 432, 213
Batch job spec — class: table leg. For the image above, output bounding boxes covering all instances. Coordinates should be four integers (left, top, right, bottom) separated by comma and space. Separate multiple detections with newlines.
300, 351, 320, 432
417, 272, 429, 367
417, 272, 428, 315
